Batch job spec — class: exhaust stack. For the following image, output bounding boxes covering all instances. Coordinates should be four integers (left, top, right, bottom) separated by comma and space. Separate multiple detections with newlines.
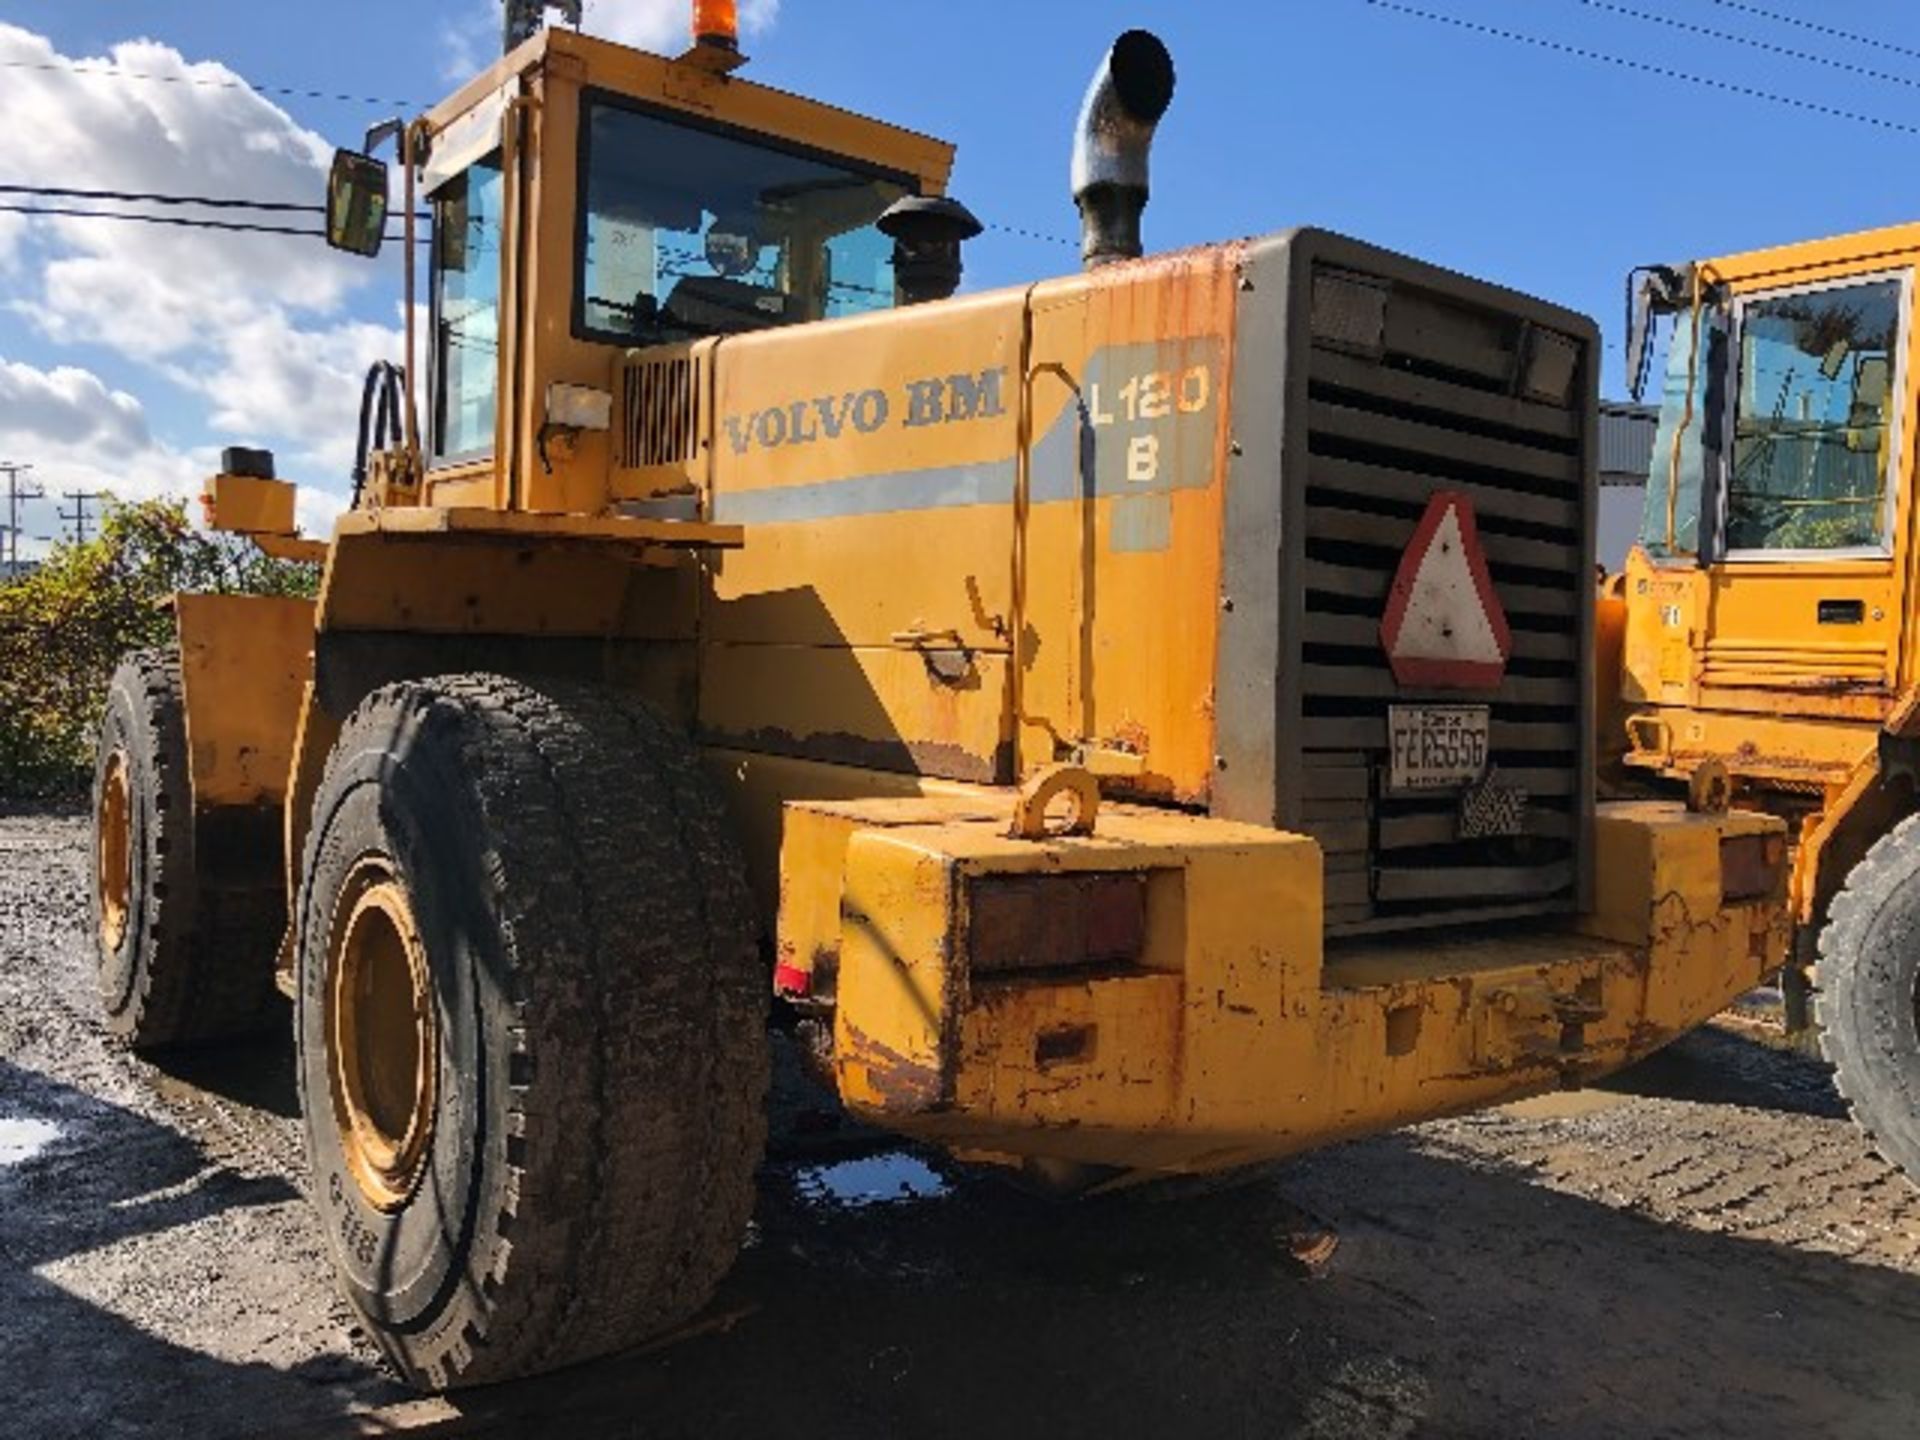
1071, 30, 1176, 270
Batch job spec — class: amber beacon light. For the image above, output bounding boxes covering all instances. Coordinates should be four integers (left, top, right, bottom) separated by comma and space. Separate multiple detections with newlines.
693, 0, 739, 50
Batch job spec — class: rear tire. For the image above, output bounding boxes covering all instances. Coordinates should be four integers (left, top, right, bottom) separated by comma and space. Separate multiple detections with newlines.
294, 673, 768, 1389
1817, 814, 1920, 1183
91, 649, 282, 1050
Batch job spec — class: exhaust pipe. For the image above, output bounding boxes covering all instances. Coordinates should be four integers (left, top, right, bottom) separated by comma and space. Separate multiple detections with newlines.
1071, 30, 1176, 270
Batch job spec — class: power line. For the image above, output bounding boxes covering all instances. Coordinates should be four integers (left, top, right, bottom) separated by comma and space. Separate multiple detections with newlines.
0, 55, 416, 110
0, 181, 430, 224
1578, 0, 1920, 91
0, 182, 324, 214
0, 184, 1059, 252
0, 202, 334, 239
1705, 0, 1920, 65
1361, 0, 1920, 137
0, 203, 424, 242
983, 221, 1076, 249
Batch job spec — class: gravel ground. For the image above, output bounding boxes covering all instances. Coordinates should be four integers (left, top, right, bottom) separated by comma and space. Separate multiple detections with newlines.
6, 810, 1920, 1439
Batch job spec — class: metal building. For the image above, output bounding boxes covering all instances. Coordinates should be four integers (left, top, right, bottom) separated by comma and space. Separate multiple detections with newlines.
1597, 400, 1657, 571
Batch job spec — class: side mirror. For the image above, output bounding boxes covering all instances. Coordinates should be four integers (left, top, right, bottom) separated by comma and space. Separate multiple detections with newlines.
1624, 263, 1687, 402
326, 149, 389, 258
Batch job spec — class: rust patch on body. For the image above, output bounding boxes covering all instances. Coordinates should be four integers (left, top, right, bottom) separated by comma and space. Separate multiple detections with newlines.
839, 1022, 946, 1114
718, 725, 1003, 784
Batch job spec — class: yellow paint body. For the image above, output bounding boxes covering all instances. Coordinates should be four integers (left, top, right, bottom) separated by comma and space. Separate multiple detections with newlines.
772, 791, 1782, 1172
1619, 220, 1920, 930
176, 26, 1789, 1179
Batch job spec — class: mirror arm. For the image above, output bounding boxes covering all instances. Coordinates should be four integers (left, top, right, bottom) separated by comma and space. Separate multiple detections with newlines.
363, 117, 405, 159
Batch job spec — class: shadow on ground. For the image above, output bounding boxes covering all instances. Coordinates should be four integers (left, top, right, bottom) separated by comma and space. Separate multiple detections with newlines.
0, 1059, 404, 1440
1598, 1021, 1847, 1120
146, 1007, 301, 1122
334, 1031, 1917, 1440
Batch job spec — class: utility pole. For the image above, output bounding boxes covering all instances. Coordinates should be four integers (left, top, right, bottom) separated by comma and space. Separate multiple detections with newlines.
0, 462, 41, 574
59, 490, 106, 545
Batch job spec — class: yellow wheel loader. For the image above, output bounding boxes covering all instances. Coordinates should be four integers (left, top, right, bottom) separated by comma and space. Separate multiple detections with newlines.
1613, 223, 1920, 1189
90, 2, 1787, 1391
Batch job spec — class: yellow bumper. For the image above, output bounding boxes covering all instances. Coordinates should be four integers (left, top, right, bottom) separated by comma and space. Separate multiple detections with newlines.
782, 795, 1787, 1175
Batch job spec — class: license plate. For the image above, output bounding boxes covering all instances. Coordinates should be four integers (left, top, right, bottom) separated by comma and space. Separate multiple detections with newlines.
1387, 705, 1490, 792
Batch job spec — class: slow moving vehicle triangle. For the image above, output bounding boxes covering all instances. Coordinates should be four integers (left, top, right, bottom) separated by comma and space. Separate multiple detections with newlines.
1379, 490, 1511, 690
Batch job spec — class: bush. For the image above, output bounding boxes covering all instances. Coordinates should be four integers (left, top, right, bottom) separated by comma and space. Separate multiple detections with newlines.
0, 498, 319, 802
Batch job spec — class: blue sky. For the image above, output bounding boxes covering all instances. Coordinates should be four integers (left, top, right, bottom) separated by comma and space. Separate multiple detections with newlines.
1, 0, 1917, 550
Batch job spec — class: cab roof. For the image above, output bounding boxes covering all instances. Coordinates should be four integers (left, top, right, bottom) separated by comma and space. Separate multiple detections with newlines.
426, 26, 955, 198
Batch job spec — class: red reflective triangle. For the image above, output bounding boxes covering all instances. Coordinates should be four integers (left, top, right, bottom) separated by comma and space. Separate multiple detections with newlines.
1378, 491, 1512, 690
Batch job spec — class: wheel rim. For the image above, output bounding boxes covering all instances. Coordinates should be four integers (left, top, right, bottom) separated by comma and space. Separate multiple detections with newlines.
96, 749, 132, 953
326, 860, 437, 1212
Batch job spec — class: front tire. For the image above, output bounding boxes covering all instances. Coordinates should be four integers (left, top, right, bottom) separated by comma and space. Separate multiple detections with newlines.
1817, 813, 1920, 1182
295, 674, 768, 1389
91, 649, 281, 1050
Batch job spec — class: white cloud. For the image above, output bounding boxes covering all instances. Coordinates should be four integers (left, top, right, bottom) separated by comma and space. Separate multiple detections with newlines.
0, 354, 350, 560
580, 0, 780, 53
0, 213, 24, 272
0, 354, 206, 557
443, 0, 781, 80
0, 358, 149, 455
0, 24, 403, 512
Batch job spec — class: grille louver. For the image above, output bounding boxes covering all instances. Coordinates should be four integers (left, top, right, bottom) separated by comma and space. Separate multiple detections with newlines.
617, 352, 700, 470
1297, 269, 1591, 935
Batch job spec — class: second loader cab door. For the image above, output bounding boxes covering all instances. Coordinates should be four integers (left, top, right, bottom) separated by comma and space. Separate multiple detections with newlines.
1693, 271, 1913, 710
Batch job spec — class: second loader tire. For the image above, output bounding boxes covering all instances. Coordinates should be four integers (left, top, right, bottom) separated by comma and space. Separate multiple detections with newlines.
1817, 813, 1920, 1184
91, 648, 282, 1050
294, 673, 769, 1390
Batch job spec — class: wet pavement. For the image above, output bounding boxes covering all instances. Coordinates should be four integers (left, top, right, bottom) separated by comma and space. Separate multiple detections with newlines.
6, 812, 1920, 1439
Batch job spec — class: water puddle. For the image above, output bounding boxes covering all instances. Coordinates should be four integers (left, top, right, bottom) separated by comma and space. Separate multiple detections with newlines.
0, 1117, 61, 1168
795, 1152, 949, 1209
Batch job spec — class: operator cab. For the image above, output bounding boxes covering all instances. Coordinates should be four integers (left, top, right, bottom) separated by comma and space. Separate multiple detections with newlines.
1617, 229, 1920, 786
1629, 264, 1905, 564
324, 14, 955, 503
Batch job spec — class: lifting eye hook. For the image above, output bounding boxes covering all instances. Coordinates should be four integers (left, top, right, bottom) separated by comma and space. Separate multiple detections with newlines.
1011, 764, 1101, 841
1688, 759, 1733, 816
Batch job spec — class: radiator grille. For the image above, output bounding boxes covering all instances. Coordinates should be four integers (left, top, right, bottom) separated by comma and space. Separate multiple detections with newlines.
1297, 269, 1590, 935
617, 352, 700, 470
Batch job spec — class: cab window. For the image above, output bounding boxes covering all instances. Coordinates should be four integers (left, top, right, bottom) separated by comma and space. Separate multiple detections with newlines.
1725, 277, 1903, 554
430, 156, 505, 461
575, 96, 913, 345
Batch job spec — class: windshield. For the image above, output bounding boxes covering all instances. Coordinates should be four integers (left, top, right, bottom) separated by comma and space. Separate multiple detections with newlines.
1725, 278, 1902, 553
576, 97, 913, 345
1637, 307, 1722, 558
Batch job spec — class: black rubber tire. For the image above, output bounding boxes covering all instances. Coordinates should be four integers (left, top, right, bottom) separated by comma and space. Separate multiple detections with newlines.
91, 649, 282, 1051
1817, 813, 1920, 1183
294, 673, 769, 1390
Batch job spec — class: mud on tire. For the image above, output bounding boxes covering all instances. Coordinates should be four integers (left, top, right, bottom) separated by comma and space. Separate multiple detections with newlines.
1817, 813, 1920, 1184
91, 648, 283, 1050
294, 673, 769, 1390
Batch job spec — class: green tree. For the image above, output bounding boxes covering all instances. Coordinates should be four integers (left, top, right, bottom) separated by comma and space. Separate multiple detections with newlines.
0, 498, 319, 801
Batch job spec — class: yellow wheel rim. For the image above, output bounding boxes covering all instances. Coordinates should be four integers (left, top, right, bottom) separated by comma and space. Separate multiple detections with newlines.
96, 749, 132, 953
326, 860, 437, 1212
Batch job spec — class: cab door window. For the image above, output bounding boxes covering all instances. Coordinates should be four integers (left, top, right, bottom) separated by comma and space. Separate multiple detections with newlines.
430, 157, 505, 461
1639, 307, 1725, 559
1725, 277, 1904, 554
